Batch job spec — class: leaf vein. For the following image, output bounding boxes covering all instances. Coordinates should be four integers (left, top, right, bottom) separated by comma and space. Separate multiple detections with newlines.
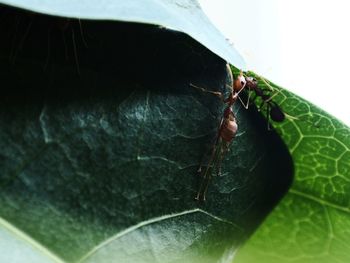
77, 208, 241, 263
290, 188, 350, 214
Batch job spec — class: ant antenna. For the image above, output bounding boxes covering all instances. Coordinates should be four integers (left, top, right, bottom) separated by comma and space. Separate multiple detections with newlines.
78, 19, 88, 48
189, 83, 223, 100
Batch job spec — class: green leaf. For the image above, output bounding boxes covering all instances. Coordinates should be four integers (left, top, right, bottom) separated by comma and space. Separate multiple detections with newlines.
0, 0, 245, 69
0, 5, 292, 263
232, 69, 350, 263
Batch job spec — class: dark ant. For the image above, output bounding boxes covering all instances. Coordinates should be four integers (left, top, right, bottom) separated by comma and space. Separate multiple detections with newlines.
241, 76, 322, 129
237, 75, 285, 129
190, 71, 246, 201
190, 69, 287, 200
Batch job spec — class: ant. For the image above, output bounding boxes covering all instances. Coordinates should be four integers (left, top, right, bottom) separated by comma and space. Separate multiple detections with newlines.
190, 70, 247, 201
237, 75, 285, 129
190, 68, 287, 201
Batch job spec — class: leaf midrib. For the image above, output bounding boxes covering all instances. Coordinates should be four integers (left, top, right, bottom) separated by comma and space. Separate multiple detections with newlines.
2, 208, 241, 263
77, 208, 241, 263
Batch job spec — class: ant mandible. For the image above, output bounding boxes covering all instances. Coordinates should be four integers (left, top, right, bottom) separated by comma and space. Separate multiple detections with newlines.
190, 69, 246, 201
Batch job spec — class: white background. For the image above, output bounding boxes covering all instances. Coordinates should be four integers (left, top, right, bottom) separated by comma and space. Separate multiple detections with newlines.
198, 0, 350, 126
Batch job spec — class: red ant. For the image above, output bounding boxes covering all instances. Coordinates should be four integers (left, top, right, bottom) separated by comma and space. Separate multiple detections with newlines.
190, 70, 247, 201
190, 69, 288, 200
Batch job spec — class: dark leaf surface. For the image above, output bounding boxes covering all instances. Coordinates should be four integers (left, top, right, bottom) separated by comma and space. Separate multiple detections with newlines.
0, 6, 292, 263
0, 0, 245, 69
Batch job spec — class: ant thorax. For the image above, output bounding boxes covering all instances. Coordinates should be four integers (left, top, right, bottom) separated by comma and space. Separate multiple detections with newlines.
245, 77, 258, 90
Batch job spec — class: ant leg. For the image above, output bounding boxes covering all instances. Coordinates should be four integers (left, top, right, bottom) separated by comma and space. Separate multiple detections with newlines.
195, 169, 208, 200
202, 143, 226, 200
284, 113, 322, 129
12, 19, 32, 64
195, 143, 217, 199
266, 103, 271, 130
44, 28, 51, 70
228, 81, 250, 109
254, 74, 274, 91
216, 142, 229, 176
201, 173, 212, 201
197, 119, 223, 173
215, 144, 223, 176
265, 89, 282, 102
71, 27, 81, 75
18, 19, 32, 50
197, 152, 217, 201
78, 19, 88, 48
10, 15, 20, 64
190, 83, 223, 101
258, 98, 274, 130
195, 141, 219, 200
197, 138, 215, 173
62, 30, 69, 60
238, 89, 251, 109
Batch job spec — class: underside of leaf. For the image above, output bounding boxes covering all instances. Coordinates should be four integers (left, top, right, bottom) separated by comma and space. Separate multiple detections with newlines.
0, 5, 293, 263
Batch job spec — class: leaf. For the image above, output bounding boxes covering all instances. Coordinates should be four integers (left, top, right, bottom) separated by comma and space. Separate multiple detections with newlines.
0, 217, 64, 263
232, 69, 350, 263
0, 5, 292, 263
0, 0, 245, 69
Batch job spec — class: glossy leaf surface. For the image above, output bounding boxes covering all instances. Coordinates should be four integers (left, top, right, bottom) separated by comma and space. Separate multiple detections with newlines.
232, 68, 350, 263
0, 7, 291, 263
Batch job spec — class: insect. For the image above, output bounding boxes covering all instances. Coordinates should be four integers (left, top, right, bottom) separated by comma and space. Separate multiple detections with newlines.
190, 68, 287, 200
190, 71, 246, 201
238, 75, 285, 129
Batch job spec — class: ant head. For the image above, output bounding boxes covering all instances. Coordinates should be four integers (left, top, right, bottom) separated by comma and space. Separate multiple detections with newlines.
233, 71, 246, 92
245, 76, 258, 89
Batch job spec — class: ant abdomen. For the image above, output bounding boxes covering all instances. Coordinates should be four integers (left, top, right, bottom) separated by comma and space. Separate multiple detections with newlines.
270, 105, 285, 122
